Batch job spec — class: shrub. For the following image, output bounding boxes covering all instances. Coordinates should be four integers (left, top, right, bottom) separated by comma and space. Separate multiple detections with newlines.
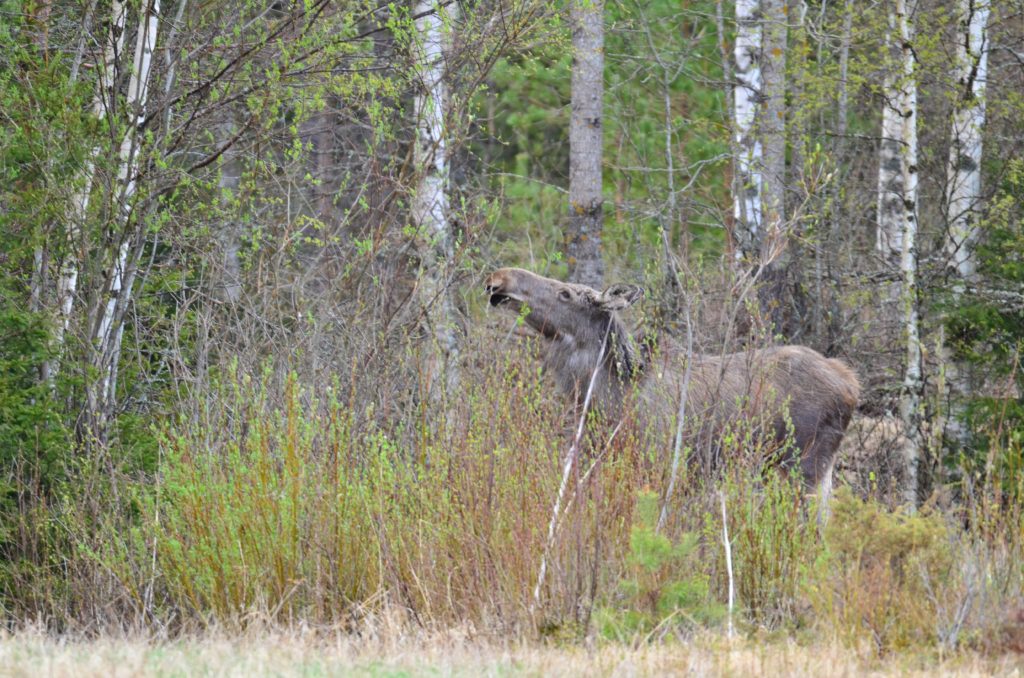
805, 488, 958, 652
595, 491, 724, 640
0, 305, 69, 504
142, 349, 647, 630
676, 407, 822, 632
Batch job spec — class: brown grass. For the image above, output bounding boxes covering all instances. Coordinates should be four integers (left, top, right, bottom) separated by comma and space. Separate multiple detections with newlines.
0, 630, 1019, 677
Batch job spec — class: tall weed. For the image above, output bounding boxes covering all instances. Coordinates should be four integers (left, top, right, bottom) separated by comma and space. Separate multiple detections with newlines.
145, 349, 648, 630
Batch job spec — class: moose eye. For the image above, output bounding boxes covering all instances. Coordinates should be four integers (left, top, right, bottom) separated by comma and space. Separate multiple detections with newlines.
558, 289, 572, 301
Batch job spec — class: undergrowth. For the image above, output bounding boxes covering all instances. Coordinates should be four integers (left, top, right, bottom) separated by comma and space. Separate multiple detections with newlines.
0, 349, 1020, 657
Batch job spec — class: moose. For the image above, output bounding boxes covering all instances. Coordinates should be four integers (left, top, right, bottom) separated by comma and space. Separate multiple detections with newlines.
484, 267, 860, 504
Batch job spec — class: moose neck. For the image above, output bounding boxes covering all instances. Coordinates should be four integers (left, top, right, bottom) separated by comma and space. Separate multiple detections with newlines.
545, 313, 642, 409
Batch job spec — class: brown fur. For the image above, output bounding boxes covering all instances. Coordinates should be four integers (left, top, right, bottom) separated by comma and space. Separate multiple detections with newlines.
485, 268, 861, 496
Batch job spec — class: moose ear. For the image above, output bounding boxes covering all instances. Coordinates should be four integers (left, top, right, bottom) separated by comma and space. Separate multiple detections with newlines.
596, 283, 644, 311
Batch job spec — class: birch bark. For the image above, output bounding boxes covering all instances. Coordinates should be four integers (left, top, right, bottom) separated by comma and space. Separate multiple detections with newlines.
88, 0, 161, 423
52, 0, 129, 379
876, 1, 917, 270
566, 0, 605, 288
877, 0, 923, 507
412, 0, 460, 392
733, 0, 763, 260
943, 0, 991, 445
946, 0, 990, 280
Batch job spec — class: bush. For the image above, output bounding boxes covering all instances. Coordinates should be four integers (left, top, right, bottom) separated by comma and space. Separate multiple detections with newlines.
0, 305, 68, 490
718, 466, 820, 630
945, 158, 1024, 469
595, 490, 724, 641
806, 488, 958, 652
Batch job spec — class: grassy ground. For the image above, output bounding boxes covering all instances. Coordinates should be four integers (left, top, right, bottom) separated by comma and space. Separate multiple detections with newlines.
1, 632, 1020, 677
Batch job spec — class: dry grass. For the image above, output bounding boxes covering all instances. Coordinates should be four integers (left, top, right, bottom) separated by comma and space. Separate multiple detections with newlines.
0, 631, 1020, 677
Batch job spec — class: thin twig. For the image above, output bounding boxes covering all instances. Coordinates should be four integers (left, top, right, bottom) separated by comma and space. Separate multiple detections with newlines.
720, 490, 735, 639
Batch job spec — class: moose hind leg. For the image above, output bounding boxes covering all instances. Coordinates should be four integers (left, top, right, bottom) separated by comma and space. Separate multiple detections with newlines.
800, 425, 844, 524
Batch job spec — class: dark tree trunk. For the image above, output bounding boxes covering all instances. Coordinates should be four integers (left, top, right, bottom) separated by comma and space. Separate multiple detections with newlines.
566, 0, 605, 289
758, 0, 796, 339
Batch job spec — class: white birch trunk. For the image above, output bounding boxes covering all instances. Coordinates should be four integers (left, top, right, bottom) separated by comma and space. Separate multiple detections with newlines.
412, 0, 459, 393
876, 1, 917, 270
946, 0, 990, 279
733, 0, 763, 260
92, 0, 161, 416
879, 0, 923, 508
52, 0, 129, 375
943, 0, 991, 445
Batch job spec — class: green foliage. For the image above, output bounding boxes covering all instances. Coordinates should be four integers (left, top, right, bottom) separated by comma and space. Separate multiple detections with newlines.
945, 158, 1024, 470
148, 367, 376, 619
596, 491, 724, 640
0, 4, 94, 272
948, 160, 1024, 372
805, 488, 958, 652
0, 0, 1023, 654
478, 0, 730, 269
138, 349, 643, 627
716, 466, 819, 629
0, 302, 69, 511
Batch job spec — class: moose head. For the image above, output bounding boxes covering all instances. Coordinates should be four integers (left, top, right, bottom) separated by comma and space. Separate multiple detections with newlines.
485, 267, 646, 412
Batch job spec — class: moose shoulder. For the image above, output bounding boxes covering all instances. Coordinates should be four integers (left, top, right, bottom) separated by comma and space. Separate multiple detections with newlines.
484, 267, 860, 502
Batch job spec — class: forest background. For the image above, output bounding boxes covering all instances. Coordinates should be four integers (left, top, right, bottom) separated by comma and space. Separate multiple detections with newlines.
1, 0, 1024, 664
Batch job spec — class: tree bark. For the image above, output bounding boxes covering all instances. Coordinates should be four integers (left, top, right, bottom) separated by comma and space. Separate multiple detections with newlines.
412, 0, 460, 393
943, 0, 991, 445
758, 0, 791, 337
716, 0, 737, 258
878, 0, 923, 508
87, 0, 161, 430
732, 0, 763, 261
830, 0, 852, 252
52, 0, 129, 382
945, 0, 990, 280
876, 1, 917, 270
761, 0, 787, 233
217, 121, 244, 305
566, 0, 605, 289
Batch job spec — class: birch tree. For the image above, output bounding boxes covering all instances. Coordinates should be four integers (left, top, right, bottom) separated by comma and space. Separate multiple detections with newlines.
51, 0, 130, 382
945, 0, 990, 280
412, 0, 461, 392
877, 0, 923, 507
567, 0, 605, 288
876, 1, 918, 271
943, 0, 991, 444
732, 0, 763, 260
86, 0, 161, 429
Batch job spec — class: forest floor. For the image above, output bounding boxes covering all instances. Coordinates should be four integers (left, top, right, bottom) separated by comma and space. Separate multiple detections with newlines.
1, 630, 1021, 677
